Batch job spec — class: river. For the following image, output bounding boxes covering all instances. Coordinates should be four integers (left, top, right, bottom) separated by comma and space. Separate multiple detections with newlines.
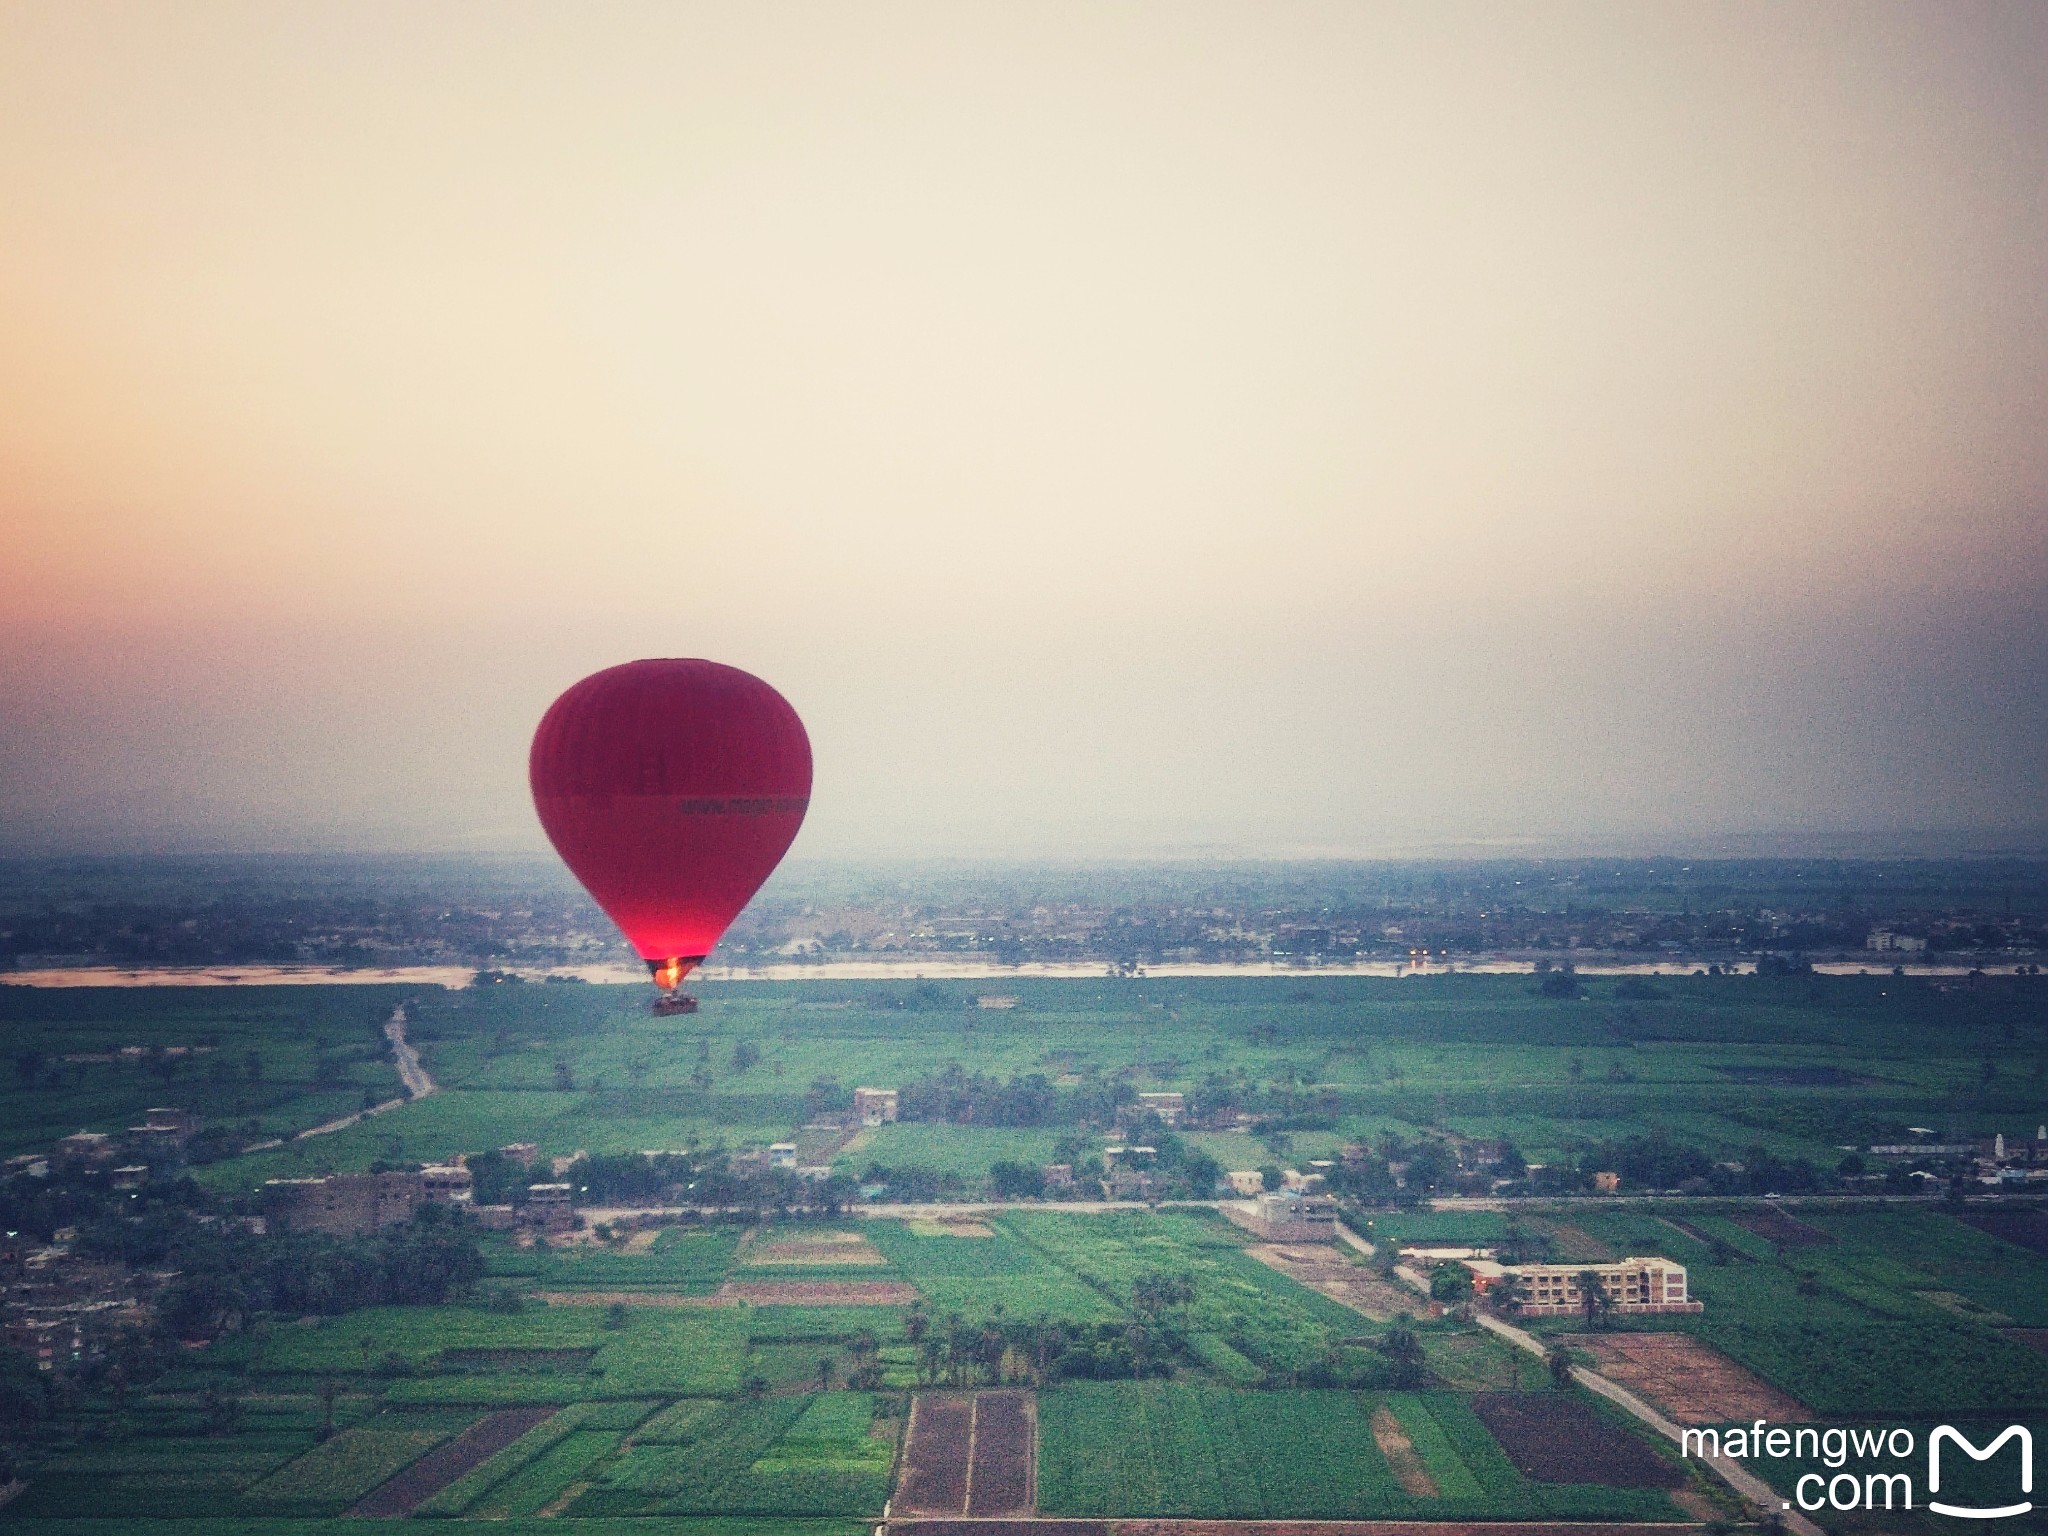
0, 957, 2023, 987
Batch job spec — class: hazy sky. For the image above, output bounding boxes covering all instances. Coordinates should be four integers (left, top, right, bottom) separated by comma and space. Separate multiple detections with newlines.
3, 2, 2044, 859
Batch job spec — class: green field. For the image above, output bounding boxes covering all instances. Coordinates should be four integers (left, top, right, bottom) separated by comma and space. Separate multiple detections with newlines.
1038, 1383, 1684, 1520
15, 970, 2042, 1183
1555, 1205, 2048, 1418
5, 971, 2047, 1535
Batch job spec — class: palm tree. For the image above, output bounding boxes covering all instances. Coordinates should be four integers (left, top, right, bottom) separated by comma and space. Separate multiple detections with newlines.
1576, 1270, 1611, 1330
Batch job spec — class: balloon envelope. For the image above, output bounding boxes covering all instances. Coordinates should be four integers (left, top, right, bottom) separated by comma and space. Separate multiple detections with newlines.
529, 659, 810, 981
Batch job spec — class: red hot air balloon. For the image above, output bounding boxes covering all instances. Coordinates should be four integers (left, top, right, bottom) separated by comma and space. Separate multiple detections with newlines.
530, 660, 810, 1011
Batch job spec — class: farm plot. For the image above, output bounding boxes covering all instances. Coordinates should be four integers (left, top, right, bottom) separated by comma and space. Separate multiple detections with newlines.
1729, 1207, 1836, 1247
1566, 1207, 2048, 1417
896, 1394, 976, 1515
1960, 1207, 2048, 1257
1469, 1396, 1683, 1490
895, 1391, 1034, 1516
722, 1279, 921, 1305
483, 1227, 739, 1292
241, 1413, 469, 1514
1564, 1332, 1808, 1424
592, 1308, 749, 1394
866, 1219, 1121, 1322
969, 1390, 1036, 1516
1243, 1243, 1415, 1322
412, 1403, 617, 1515
1040, 1384, 1683, 1522
347, 1403, 557, 1514
472, 1427, 628, 1516
3, 1431, 318, 1519
1002, 1212, 1368, 1375
250, 1303, 609, 1374
574, 1392, 893, 1518
745, 1229, 892, 1267
1039, 1384, 1402, 1519
1804, 1206, 2048, 1327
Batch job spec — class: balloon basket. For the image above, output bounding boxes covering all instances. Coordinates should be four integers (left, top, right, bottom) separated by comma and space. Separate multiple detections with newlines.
652, 993, 699, 1017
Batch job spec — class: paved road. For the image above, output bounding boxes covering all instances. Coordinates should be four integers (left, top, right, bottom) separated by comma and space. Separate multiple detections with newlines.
1338, 1221, 1815, 1532
1472, 1312, 1821, 1535
290, 1005, 433, 1142
384, 1003, 436, 1099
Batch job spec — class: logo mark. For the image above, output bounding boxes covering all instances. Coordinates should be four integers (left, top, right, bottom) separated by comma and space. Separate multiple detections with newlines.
1929, 1426, 2033, 1519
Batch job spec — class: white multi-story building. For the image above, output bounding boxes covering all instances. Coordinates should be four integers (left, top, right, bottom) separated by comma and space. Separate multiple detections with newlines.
1462, 1256, 1700, 1315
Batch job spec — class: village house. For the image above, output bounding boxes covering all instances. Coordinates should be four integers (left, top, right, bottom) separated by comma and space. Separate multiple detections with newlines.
522, 1182, 576, 1232
52, 1131, 117, 1171
262, 1171, 424, 1236
1135, 1091, 1185, 1126
1249, 1189, 1338, 1241
1224, 1169, 1266, 1196
853, 1087, 899, 1126
125, 1107, 201, 1157
419, 1164, 474, 1204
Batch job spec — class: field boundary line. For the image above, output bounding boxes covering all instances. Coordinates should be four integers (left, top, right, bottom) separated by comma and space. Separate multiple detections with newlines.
963, 1393, 980, 1513
1472, 1314, 1820, 1536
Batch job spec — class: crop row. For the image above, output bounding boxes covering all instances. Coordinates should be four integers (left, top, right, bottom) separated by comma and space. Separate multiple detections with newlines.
241, 1422, 456, 1513
412, 1399, 659, 1516
1038, 1384, 1680, 1521
1001, 1211, 1366, 1373
1568, 1207, 2048, 1417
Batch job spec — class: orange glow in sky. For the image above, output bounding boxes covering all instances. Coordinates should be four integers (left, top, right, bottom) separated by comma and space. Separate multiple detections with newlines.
2, 3, 2044, 855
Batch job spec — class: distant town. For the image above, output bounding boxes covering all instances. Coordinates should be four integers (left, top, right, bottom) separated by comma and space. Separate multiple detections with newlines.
3, 855, 2044, 974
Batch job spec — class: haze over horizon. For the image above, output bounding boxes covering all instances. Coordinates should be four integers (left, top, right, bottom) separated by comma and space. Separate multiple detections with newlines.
4, 3, 2045, 860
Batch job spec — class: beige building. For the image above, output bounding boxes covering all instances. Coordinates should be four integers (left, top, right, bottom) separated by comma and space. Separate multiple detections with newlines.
853, 1087, 899, 1126
1135, 1091, 1185, 1126
420, 1164, 474, 1204
523, 1182, 576, 1232
1463, 1255, 1699, 1315
1224, 1169, 1266, 1196
1250, 1189, 1338, 1241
